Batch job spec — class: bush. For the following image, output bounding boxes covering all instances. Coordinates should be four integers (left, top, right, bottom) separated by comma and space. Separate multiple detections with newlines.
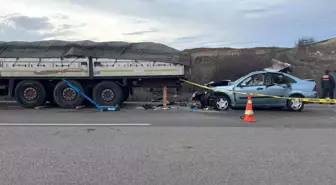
295, 37, 316, 48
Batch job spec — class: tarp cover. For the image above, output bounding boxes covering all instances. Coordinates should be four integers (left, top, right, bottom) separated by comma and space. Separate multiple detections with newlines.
0, 40, 191, 66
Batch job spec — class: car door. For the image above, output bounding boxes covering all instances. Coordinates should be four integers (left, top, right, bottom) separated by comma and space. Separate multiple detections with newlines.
233, 73, 269, 106
263, 73, 291, 105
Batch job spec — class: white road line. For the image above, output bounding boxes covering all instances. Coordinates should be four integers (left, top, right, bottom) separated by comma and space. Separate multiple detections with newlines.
0, 123, 152, 126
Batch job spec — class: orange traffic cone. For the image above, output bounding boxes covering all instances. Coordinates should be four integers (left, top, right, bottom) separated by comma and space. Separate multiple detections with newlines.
241, 93, 256, 122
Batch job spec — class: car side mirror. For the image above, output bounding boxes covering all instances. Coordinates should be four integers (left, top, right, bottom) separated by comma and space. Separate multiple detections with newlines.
280, 84, 288, 88
239, 83, 247, 87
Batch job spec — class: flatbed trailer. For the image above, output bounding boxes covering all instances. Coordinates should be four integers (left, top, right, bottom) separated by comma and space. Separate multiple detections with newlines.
0, 41, 191, 108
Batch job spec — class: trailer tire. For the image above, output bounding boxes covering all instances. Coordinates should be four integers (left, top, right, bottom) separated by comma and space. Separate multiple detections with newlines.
93, 81, 123, 106
14, 80, 47, 108
53, 80, 84, 109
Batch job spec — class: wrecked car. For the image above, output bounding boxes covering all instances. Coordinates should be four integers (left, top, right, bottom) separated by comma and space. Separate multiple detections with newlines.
191, 60, 318, 112
191, 80, 232, 109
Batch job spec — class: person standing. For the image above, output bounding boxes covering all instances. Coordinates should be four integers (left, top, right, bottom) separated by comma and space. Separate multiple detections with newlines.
321, 69, 335, 99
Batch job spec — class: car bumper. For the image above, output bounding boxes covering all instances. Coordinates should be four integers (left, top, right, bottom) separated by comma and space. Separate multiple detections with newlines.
303, 92, 318, 104
305, 92, 318, 98
191, 91, 208, 101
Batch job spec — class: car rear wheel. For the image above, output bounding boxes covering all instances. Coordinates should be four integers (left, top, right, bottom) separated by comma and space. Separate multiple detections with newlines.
213, 96, 230, 111
286, 95, 304, 112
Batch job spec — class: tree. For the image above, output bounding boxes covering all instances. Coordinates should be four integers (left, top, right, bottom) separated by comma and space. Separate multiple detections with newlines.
295, 36, 316, 48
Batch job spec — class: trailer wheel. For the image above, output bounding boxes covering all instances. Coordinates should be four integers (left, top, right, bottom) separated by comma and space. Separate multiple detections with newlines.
53, 80, 84, 109
14, 80, 47, 108
93, 81, 123, 106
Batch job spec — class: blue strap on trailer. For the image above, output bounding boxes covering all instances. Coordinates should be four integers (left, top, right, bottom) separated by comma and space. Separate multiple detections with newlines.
63, 80, 119, 112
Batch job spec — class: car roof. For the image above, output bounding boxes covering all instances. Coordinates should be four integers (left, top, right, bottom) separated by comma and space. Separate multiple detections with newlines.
248, 71, 273, 75
249, 70, 287, 75
248, 71, 301, 80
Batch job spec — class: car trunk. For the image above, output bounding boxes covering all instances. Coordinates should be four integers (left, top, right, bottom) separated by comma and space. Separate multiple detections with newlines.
303, 79, 315, 82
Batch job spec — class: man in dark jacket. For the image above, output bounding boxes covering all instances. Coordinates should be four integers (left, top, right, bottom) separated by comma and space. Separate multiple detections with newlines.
321, 69, 335, 99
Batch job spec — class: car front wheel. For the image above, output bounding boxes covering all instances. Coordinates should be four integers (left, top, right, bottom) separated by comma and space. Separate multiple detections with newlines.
213, 96, 230, 111
286, 96, 304, 112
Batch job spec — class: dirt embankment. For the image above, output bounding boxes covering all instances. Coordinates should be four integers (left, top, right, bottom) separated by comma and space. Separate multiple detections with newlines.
184, 39, 336, 93
132, 38, 336, 101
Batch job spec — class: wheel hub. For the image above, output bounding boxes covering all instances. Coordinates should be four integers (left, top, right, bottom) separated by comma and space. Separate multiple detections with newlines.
62, 88, 76, 101
290, 99, 302, 110
101, 89, 115, 101
216, 98, 228, 109
23, 87, 38, 101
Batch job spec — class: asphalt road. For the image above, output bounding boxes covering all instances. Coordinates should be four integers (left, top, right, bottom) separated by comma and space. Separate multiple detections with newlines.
0, 103, 335, 128
1, 103, 336, 185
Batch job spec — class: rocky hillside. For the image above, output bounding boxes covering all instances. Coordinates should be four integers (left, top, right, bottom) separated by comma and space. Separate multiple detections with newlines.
131, 38, 336, 101
182, 38, 336, 95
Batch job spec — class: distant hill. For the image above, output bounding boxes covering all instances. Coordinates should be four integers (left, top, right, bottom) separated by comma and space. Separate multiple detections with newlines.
182, 37, 336, 95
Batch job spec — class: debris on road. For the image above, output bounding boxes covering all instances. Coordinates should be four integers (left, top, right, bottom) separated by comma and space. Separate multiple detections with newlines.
140, 102, 176, 110
142, 104, 154, 109
75, 105, 86, 110
53, 131, 60, 136
190, 102, 211, 111
183, 146, 193, 150
86, 128, 96, 133
33, 105, 47, 110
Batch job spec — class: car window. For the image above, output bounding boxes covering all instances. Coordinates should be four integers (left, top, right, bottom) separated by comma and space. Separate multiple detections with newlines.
241, 74, 265, 86
265, 75, 272, 85
267, 73, 296, 84
271, 74, 287, 84
232, 74, 249, 84
283, 75, 297, 83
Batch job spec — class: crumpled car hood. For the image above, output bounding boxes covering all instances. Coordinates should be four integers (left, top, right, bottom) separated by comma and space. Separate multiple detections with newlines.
205, 80, 231, 87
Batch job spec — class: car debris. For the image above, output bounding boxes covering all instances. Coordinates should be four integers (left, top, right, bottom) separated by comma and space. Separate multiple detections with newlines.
140, 101, 176, 110
264, 59, 293, 74
142, 104, 154, 109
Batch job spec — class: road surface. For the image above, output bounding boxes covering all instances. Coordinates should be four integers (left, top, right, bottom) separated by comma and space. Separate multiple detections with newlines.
0, 103, 335, 128
0, 103, 336, 185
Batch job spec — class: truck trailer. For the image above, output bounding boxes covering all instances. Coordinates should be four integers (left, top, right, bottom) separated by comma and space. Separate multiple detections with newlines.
0, 40, 191, 109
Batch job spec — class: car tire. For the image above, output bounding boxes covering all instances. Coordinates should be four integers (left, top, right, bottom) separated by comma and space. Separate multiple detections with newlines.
92, 81, 123, 106
286, 95, 304, 112
53, 80, 84, 109
14, 80, 47, 108
213, 96, 230, 111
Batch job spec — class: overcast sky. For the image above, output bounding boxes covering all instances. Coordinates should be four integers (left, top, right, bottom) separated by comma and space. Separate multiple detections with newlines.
0, 0, 335, 49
